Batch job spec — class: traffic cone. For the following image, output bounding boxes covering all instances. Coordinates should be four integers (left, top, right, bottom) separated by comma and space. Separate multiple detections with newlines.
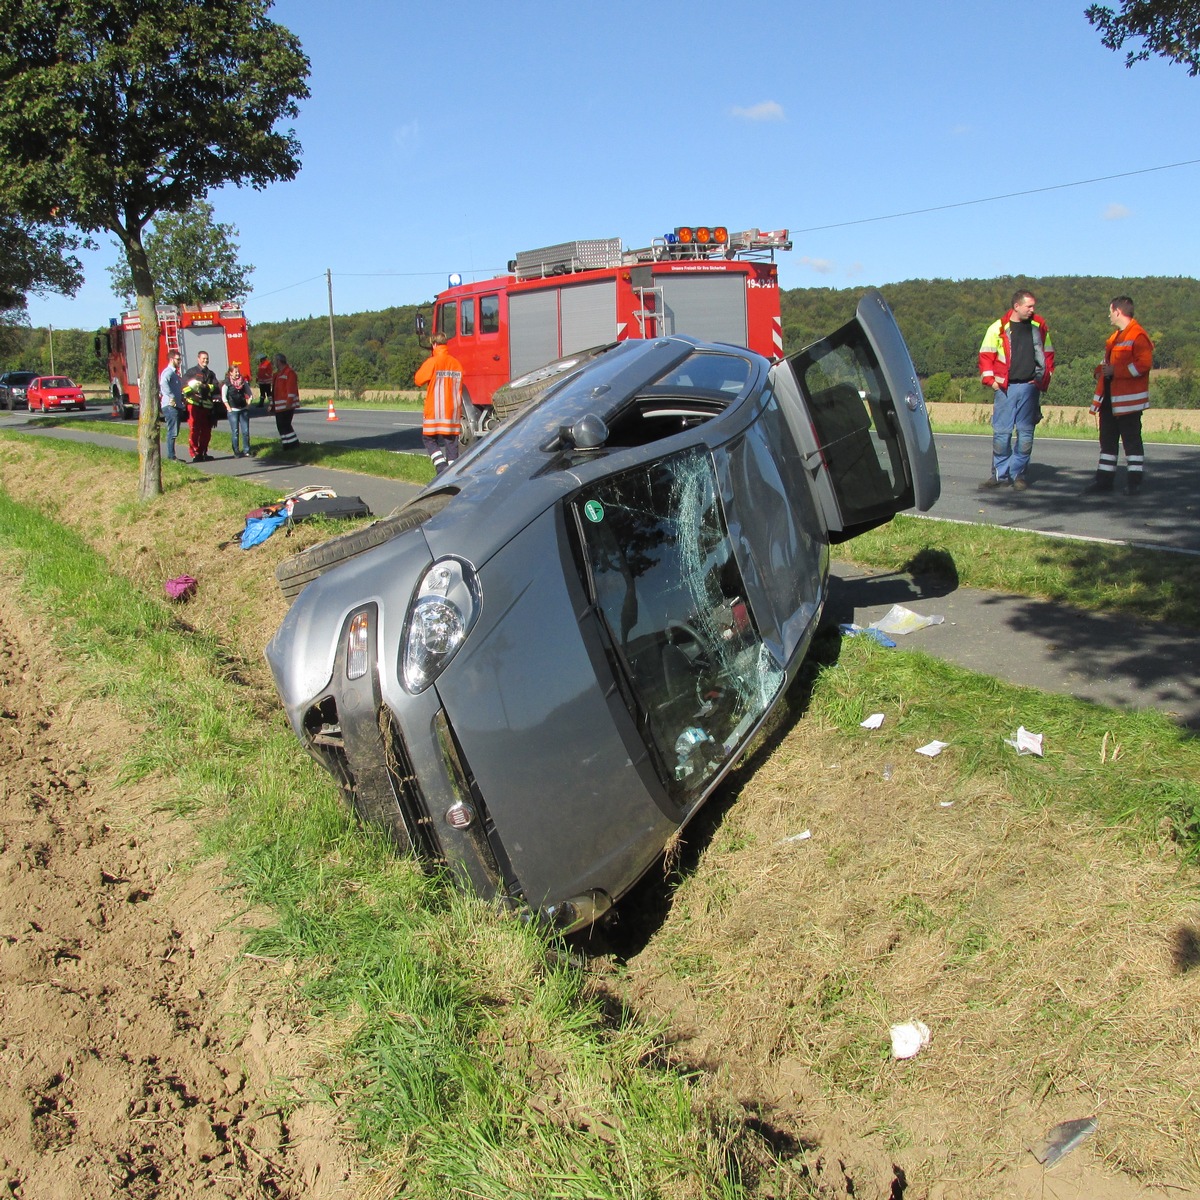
326, 394, 339, 422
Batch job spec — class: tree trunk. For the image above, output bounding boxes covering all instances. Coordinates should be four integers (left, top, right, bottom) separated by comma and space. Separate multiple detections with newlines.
125, 236, 162, 500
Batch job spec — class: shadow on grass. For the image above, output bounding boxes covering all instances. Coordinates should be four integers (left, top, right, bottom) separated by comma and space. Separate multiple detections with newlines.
577, 623, 847, 963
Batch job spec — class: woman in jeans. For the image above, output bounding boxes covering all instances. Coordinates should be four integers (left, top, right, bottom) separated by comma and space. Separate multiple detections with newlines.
223, 364, 254, 457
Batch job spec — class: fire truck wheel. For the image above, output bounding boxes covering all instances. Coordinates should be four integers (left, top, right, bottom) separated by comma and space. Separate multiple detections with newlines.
491, 344, 614, 421
275, 493, 453, 602
112, 388, 127, 419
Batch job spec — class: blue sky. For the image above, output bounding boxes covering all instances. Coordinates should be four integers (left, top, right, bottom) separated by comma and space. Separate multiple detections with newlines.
24, 0, 1200, 331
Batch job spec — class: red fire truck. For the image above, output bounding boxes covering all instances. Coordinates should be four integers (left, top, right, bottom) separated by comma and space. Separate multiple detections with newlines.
418, 225, 791, 442
96, 301, 252, 419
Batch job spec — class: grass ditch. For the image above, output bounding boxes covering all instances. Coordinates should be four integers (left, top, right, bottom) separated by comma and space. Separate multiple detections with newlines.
2, 431, 1200, 1193
837, 513, 1200, 628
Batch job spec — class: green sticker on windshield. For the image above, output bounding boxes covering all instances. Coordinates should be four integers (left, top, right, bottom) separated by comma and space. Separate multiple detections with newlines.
583, 500, 605, 524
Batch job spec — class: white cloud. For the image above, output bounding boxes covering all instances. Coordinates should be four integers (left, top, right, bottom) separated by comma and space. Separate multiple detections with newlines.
1103, 203, 1132, 221
393, 119, 420, 149
731, 100, 785, 122
949, 122, 972, 136
800, 256, 835, 275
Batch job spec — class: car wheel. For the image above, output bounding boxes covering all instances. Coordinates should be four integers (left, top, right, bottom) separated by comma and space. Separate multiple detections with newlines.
491, 344, 613, 421
275, 493, 453, 602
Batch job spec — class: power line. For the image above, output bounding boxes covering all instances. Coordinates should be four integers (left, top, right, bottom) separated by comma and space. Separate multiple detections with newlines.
792, 158, 1200, 234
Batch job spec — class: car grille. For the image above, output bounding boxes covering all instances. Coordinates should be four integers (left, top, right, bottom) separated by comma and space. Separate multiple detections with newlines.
303, 697, 444, 867
380, 711, 444, 866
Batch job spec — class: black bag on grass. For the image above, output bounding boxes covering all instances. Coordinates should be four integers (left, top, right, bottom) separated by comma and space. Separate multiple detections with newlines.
289, 495, 373, 521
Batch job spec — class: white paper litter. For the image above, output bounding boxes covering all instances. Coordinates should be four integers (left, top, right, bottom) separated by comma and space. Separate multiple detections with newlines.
777, 829, 812, 844
1004, 726, 1045, 756
860, 713, 885, 729
916, 740, 949, 757
889, 1020, 931, 1059
868, 604, 946, 637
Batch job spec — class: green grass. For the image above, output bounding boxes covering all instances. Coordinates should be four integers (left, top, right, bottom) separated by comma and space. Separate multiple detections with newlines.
0, 481, 799, 1199
3, 423, 1199, 1194
805, 631, 1200, 854
18, 416, 436, 486
837, 513, 1200, 628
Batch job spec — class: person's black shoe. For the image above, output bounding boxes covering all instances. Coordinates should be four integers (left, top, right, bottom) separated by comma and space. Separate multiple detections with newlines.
1125, 477, 1143, 495
977, 476, 1007, 491
1081, 479, 1114, 496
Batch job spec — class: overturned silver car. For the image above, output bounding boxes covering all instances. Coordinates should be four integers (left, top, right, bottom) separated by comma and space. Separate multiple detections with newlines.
266, 291, 939, 931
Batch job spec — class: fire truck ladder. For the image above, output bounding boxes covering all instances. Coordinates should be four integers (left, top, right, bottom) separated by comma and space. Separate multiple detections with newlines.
633, 285, 664, 339
159, 308, 181, 356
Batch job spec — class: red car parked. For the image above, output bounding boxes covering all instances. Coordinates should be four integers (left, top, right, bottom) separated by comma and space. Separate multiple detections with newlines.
26, 376, 87, 412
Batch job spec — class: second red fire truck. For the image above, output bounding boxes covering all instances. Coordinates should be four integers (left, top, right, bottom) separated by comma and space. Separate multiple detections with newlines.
419, 225, 791, 442
96, 301, 251, 419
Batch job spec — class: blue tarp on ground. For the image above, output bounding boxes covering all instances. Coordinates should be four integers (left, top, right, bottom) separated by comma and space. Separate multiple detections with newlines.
240, 511, 289, 549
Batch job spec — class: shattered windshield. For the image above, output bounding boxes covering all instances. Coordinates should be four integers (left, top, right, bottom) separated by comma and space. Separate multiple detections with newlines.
575, 447, 785, 805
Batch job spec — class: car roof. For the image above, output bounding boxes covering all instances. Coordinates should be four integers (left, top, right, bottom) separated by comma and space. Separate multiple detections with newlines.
421, 336, 767, 568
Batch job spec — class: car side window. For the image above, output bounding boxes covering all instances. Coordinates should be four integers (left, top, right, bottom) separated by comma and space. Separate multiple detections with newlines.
787, 323, 910, 524
460, 299, 475, 337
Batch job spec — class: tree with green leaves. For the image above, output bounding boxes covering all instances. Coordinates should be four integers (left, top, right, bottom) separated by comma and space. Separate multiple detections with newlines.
107, 200, 254, 308
1086, 1, 1200, 75
0, 0, 309, 498
0, 215, 83, 355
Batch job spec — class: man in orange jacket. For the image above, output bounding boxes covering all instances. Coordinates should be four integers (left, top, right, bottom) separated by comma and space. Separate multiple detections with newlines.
1083, 296, 1154, 496
271, 353, 300, 448
414, 335, 464, 475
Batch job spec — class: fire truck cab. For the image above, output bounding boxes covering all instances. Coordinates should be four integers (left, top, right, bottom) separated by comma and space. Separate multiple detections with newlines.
96, 302, 251, 419
419, 226, 791, 443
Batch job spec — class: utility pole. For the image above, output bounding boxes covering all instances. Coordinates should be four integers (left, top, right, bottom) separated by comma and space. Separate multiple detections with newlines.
326, 269, 340, 397
48, 325, 55, 374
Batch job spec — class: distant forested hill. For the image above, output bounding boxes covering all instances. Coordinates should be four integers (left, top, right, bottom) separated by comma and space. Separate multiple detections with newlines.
7, 277, 1198, 405
782, 276, 1200, 374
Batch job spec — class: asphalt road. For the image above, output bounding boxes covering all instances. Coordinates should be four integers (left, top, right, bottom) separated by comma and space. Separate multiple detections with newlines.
7, 405, 1200, 555
7, 404, 1199, 724
927, 432, 1200, 555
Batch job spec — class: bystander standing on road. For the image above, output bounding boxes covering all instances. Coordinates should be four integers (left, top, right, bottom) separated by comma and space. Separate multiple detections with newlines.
414, 334, 463, 475
223, 363, 254, 457
270, 353, 300, 448
977, 290, 1055, 491
182, 349, 219, 463
158, 349, 185, 462
1083, 296, 1154, 496
255, 355, 273, 408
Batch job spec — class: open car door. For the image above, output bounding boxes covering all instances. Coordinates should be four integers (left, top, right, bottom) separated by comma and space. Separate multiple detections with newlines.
769, 289, 940, 542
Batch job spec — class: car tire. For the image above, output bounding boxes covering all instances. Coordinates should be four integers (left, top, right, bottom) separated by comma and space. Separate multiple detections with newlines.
275, 493, 453, 602
490, 344, 613, 421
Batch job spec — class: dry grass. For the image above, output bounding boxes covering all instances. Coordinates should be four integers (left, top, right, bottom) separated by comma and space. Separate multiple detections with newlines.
620, 717, 1200, 1197
7, 433, 1200, 1198
927, 402, 1200, 435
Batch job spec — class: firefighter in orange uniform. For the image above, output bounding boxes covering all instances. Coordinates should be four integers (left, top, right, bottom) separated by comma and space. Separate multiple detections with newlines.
271, 353, 301, 448
414, 334, 464, 474
255, 355, 274, 408
1083, 296, 1154, 496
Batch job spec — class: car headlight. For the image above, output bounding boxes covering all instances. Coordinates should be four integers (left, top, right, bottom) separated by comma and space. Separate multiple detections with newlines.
401, 558, 481, 693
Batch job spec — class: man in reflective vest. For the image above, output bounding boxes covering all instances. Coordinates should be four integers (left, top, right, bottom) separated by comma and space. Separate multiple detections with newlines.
1083, 296, 1154, 496
977, 290, 1055, 491
271, 353, 300, 448
414, 334, 463, 475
